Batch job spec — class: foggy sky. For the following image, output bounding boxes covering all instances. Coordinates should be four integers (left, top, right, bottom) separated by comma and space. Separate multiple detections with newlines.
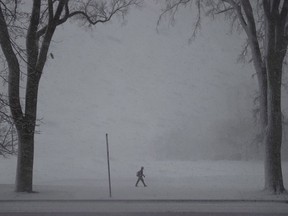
36, 2, 259, 163
1, 2, 287, 166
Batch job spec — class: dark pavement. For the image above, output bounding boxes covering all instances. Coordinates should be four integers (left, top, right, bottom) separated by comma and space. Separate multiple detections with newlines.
0, 200, 287, 215
0, 213, 288, 216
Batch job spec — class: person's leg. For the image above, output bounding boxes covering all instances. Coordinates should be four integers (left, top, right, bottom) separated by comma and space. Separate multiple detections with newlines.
135, 178, 140, 187
140, 178, 147, 187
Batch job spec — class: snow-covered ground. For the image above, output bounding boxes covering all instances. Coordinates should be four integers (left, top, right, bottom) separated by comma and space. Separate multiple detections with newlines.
1, 159, 288, 213
1, 159, 288, 201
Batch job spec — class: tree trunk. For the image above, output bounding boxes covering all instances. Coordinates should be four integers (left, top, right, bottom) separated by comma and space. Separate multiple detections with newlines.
254, 64, 268, 149
258, 67, 268, 132
15, 128, 34, 192
240, 0, 268, 148
264, 63, 285, 193
14, 72, 40, 192
262, 9, 287, 193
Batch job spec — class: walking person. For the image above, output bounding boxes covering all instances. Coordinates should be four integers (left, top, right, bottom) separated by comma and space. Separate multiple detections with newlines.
135, 166, 147, 187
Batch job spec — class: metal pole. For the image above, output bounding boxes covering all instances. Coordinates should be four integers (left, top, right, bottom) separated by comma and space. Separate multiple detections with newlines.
106, 133, 112, 198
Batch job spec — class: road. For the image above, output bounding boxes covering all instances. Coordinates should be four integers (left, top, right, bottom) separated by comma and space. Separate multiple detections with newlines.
0, 213, 288, 216
0, 200, 288, 215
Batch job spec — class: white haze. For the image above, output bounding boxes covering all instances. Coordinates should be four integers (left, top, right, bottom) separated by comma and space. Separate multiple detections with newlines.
37, 2, 256, 163
1, 2, 288, 181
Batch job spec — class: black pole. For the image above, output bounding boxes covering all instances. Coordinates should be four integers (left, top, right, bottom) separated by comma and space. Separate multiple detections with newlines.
106, 133, 112, 198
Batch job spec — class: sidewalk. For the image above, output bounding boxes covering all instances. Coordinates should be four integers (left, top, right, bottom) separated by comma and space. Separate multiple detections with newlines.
1, 198, 288, 214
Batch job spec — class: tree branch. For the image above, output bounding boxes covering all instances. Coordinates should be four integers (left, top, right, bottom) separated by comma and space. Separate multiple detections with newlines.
215, 6, 234, 15
223, 0, 248, 31
48, 0, 54, 23
26, 0, 41, 75
240, 0, 264, 68
0, 6, 23, 123
157, 0, 191, 27
271, 0, 280, 14
36, 0, 68, 77
280, 0, 288, 21
37, 0, 141, 39
263, 0, 271, 17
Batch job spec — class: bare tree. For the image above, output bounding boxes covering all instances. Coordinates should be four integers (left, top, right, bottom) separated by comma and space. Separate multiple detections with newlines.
1, 50, 17, 157
0, 0, 141, 193
158, 0, 288, 194
0, 92, 17, 157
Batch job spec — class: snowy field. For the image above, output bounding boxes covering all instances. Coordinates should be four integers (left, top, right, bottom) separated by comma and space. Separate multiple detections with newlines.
0, 159, 288, 201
